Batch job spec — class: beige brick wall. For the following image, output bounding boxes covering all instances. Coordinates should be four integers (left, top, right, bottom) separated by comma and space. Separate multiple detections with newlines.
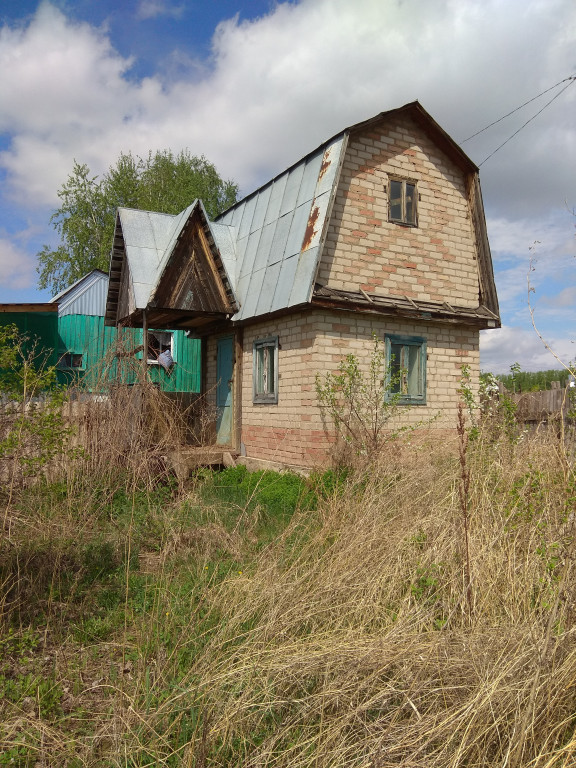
230, 309, 479, 468
318, 113, 479, 307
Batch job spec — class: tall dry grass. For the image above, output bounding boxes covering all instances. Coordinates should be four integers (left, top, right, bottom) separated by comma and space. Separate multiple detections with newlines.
155, 426, 576, 767
2, 383, 576, 766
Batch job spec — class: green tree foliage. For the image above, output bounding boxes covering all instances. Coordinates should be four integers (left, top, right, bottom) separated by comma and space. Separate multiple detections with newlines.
37, 150, 239, 295
0, 325, 76, 481
493, 366, 570, 392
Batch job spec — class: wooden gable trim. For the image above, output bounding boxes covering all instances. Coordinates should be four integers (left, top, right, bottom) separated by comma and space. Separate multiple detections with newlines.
105, 215, 125, 326
467, 174, 500, 318
150, 208, 236, 317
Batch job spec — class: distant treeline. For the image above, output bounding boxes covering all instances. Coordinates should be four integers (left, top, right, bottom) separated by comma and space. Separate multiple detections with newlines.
487, 368, 571, 393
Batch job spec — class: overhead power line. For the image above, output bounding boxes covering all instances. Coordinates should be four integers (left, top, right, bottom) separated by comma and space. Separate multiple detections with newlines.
459, 75, 576, 167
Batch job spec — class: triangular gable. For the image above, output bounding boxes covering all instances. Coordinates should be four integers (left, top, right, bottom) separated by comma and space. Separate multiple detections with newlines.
150, 202, 236, 317
106, 202, 237, 330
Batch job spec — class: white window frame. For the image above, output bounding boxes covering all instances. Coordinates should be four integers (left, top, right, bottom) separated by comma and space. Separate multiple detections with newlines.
388, 178, 418, 226
147, 330, 175, 366
385, 334, 426, 404
253, 336, 279, 404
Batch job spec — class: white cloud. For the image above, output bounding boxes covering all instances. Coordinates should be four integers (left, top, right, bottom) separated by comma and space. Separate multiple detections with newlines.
0, 237, 37, 290
137, 1, 184, 20
481, 326, 576, 373
1, 0, 574, 211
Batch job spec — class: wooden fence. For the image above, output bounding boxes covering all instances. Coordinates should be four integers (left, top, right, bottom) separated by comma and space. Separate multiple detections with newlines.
500, 381, 574, 423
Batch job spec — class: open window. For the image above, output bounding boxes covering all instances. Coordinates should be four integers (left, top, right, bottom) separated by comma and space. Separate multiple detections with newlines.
388, 178, 417, 226
386, 334, 426, 404
147, 331, 174, 367
253, 336, 278, 404
57, 352, 84, 370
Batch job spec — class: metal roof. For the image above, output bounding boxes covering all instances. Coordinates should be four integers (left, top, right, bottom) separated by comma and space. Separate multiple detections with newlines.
50, 269, 109, 317
105, 101, 497, 328
116, 207, 185, 310
215, 135, 344, 321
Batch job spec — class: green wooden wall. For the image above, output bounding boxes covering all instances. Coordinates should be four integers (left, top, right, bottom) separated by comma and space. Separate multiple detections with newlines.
56, 316, 201, 393
0, 311, 59, 369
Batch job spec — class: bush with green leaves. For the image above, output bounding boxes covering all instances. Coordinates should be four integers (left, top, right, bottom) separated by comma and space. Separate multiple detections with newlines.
315, 334, 406, 463
0, 324, 77, 484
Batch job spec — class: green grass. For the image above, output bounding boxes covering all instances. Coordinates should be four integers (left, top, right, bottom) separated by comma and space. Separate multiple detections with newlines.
3, 435, 576, 766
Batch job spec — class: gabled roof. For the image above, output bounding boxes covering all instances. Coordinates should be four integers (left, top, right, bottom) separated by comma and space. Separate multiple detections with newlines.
105, 101, 499, 330
105, 200, 236, 328
50, 269, 109, 317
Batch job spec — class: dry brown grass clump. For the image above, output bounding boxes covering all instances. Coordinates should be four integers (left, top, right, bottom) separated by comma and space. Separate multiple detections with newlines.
164, 429, 576, 767
3, 396, 576, 766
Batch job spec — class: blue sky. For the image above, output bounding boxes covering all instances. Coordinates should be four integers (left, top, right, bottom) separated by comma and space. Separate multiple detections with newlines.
0, 0, 574, 372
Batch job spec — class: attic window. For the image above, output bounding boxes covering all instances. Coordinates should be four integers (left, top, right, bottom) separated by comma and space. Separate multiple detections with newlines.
389, 179, 417, 226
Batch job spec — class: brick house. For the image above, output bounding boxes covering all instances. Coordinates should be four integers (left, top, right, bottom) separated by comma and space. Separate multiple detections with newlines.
105, 102, 500, 469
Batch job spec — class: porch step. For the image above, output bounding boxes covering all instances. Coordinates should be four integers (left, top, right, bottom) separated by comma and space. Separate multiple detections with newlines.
166, 447, 237, 480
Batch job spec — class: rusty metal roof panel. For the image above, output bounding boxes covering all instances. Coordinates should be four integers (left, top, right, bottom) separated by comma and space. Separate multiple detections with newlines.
315, 140, 341, 195
301, 188, 332, 252
215, 133, 345, 322
296, 152, 323, 206
285, 200, 313, 258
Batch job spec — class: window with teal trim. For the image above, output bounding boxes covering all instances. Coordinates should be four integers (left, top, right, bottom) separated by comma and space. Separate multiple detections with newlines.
253, 336, 278, 404
386, 334, 426, 404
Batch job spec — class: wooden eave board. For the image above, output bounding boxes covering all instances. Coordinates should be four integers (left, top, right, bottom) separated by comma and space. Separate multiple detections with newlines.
0, 303, 58, 313
311, 287, 500, 328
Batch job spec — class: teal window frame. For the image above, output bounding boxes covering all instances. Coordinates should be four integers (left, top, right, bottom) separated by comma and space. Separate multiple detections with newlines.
385, 334, 427, 404
253, 336, 278, 404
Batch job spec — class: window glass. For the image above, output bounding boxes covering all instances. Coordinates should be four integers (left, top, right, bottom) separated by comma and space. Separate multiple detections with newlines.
389, 180, 403, 221
147, 331, 173, 364
386, 335, 426, 403
388, 179, 417, 226
58, 352, 83, 370
253, 337, 279, 403
405, 183, 416, 225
